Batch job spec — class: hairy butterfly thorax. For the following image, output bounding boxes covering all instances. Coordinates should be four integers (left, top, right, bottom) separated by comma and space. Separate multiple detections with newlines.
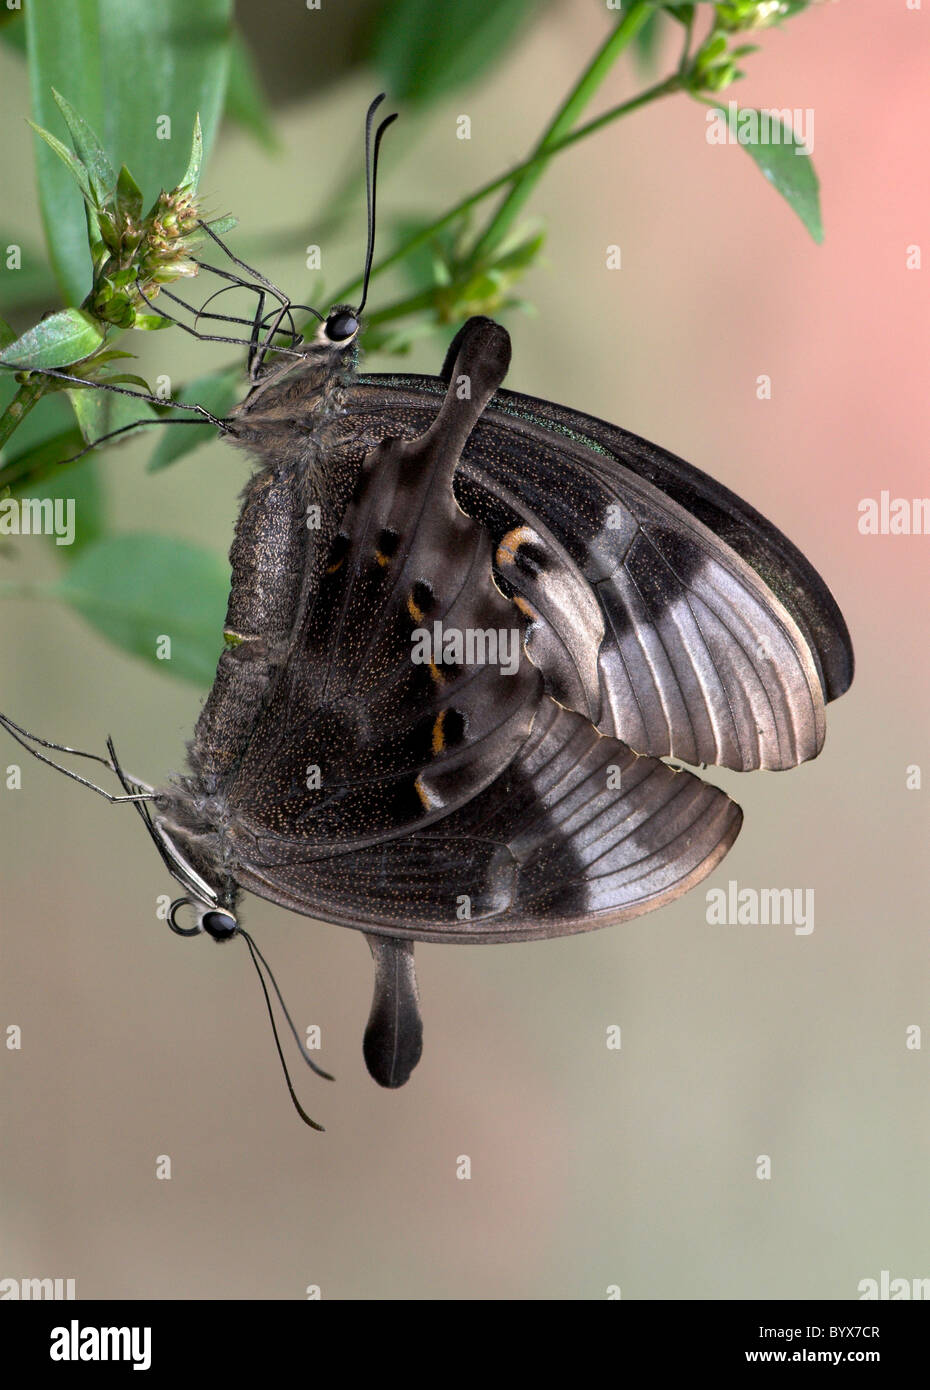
0, 96, 853, 1128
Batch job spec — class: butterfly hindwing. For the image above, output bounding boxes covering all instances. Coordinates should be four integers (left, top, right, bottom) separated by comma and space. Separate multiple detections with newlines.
230, 698, 742, 942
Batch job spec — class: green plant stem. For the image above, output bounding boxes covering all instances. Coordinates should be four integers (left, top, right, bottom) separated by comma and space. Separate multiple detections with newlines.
677, 7, 696, 71
331, 73, 683, 310
0, 379, 46, 452
469, 2, 653, 263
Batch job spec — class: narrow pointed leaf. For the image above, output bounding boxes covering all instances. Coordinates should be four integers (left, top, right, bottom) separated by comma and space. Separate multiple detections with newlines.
26, 0, 233, 302
179, 114, 203, 193
732, 107, 823, 243
205, 214, 237, 236
27, 121, 96, 206
52, 88, 117, 205
115, 165, 144, 221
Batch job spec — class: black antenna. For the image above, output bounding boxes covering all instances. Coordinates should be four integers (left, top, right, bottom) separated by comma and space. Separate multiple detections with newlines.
239, 928, 327, 1131
0, 713, 329, 1126
103, 736, 220, 903
0, 713, 220, 903
243, 931, 334, 1082
356, 93, 398, 318
1, 97, 399, 472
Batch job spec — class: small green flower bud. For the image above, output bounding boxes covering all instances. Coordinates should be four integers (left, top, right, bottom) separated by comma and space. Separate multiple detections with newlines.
716, 0, 786, 32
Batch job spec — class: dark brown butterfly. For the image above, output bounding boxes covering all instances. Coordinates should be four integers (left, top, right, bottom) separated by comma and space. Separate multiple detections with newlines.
1, 99, 853, 1127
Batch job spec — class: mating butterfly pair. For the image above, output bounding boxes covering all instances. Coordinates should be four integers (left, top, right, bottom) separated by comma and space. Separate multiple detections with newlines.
1, 100, 852, 1127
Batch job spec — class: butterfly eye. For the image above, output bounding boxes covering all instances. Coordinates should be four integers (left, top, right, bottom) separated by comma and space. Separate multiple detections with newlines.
201, 909, 238, 941
325, 311, 359, 343
167, 898, 237, 940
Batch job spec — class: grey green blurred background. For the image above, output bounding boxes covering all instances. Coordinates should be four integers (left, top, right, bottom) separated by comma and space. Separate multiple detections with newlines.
1, 0, 928, 1300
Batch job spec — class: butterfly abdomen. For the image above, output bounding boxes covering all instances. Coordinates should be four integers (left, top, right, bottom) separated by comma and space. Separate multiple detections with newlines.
190, 368, 363, 789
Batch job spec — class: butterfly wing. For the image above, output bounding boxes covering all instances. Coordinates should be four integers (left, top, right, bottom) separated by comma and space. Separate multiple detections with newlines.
222, 320, 742, 941
225, 322, 541, 847
230, 697, 742, 943
333, 336, 851, 773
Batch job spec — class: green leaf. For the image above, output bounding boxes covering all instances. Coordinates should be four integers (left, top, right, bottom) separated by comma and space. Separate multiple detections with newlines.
179, 114, 203, 194
0, 314, 14, 350
96, 373, 151, 390
147, 364, 241, 471
131, 313, 179, 331
52, 88, 117, 205
370, 0, 538, 104
0, 425, 86, 491
86, 349, 137, 366
27, 120, 96, 206
225, 30, 277, 151
115, 165, 144, 222
721, 105, 823, 243
25, 0, 234, 303
67, 380, 158, 449
204, 214, 237, 237
53, 533, 228, 684
391, 215, 458, 294
632, 6, 665, 70
488, 223, 545, 274
699, 32, 728, 65
0, 308, 105, 369
29, 452, 104, 555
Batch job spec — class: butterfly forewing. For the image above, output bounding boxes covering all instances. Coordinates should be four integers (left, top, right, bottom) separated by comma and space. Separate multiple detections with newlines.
337, 365, 851, 772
